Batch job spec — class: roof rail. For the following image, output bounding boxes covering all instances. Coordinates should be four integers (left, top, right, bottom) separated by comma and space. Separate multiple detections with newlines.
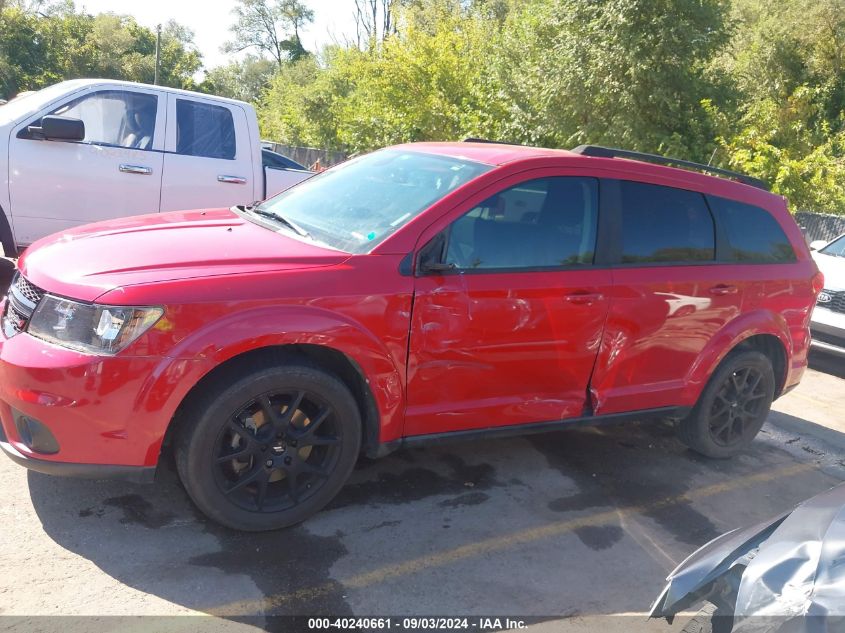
570, 145, 769, 191
462, 137, 522, 146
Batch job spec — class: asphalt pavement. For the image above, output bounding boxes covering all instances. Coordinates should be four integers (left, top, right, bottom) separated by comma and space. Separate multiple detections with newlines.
0, 356, 843, 632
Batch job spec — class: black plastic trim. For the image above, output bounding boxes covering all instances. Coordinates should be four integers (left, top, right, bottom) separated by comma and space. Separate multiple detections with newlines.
372, 406, 690, 457
571, 145, 769, 190
0, 204, 16, 256
0, 440, 156, 483
399, 252, 413, 276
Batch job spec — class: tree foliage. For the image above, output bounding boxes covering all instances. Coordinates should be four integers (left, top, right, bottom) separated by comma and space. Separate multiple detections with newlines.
224, 0, 314, 65
5, 0, 845, 213
256, 0, 845, 213
0, 3, 201, 98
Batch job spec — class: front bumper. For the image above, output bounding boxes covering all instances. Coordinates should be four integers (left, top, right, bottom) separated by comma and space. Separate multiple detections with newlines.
810, 305, 845, 358
0, 438, 155, 482
0, 299, 208, 474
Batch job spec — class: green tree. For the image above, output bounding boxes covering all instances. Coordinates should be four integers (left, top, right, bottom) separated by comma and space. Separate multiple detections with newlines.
494, 0, 732, 160
201, 55, 277, 102
224, 0, 314, 65
259, 0, 508, 152
0, 4, 202, 98
709, 0, 845, 212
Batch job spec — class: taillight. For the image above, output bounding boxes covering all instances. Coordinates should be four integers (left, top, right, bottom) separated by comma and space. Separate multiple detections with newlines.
812, 270, 825, 295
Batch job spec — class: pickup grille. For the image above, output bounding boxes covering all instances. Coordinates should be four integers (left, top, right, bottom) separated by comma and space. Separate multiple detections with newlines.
3, 272, 45, 336
818, 289, 845, 315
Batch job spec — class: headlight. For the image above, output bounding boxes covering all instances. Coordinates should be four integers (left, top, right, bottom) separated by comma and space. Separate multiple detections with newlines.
28, 295, 163, 355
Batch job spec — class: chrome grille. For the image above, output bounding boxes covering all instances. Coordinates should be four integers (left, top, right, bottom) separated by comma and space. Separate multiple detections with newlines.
3, 273, 45, 336
14, 274, 44, 305
818, 289, 845, 315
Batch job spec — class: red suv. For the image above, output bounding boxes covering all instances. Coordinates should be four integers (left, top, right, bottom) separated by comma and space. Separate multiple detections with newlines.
0, 142, 822, 530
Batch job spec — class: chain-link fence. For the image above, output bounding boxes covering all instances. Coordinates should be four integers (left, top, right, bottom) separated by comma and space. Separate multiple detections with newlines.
262, 141, 349, 171
795, 211, 845, 243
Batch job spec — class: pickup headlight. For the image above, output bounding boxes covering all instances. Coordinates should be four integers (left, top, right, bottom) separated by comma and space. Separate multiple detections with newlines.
28, 295, 163, 355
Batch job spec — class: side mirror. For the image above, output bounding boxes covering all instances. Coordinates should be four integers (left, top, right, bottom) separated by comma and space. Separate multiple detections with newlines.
28, 115, 85, 142
810, 240, 828, 251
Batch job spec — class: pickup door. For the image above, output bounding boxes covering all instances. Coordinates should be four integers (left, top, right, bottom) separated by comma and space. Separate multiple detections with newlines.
159, 94, 258, 212
8, 86, 166, 246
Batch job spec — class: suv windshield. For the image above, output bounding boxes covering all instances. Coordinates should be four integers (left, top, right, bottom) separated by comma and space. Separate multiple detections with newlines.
254, 149, 492, 253
820, 235, 845, 258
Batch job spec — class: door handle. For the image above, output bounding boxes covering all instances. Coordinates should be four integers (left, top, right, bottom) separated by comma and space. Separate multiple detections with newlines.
218, 175, 247, 184
119, 164, 152, 175
565, 292, 604, 306
709, 284, 738, 296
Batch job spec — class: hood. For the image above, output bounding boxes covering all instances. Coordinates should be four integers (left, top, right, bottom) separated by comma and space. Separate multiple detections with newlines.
18, 208, 349, 302
812, 252, 845, 291
651, 483, 845, 630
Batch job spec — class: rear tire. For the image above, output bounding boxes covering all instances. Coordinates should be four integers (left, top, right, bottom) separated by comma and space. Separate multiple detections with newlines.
678, 350, 775, 458
175, 363, 361, 531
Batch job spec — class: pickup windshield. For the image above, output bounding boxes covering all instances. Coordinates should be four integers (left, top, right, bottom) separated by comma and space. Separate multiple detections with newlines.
254, 149, 492, 253
0, 81, 84, 125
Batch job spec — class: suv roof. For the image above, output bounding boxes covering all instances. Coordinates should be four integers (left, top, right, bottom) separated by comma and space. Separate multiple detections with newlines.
400, 141, 775, 202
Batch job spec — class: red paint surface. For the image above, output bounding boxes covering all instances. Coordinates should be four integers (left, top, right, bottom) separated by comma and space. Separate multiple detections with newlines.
0, 143, 819, 468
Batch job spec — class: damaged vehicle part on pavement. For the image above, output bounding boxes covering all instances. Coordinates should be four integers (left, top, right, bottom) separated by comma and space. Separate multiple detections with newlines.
651, 483, 845, 632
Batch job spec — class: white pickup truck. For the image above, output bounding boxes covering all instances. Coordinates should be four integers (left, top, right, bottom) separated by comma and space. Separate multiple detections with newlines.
0, 79, 312, 255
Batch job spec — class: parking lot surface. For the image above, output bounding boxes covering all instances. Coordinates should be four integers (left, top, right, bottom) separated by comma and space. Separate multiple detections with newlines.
1, 354, 843, 631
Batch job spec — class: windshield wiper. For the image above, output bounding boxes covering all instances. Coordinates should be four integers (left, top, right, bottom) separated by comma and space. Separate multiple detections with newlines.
235, 204, 311, 238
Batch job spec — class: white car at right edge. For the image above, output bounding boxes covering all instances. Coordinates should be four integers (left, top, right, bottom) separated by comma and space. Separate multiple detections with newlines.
810, 233, 845, 357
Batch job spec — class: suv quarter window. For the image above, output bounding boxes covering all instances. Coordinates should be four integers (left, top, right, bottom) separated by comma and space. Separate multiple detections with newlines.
706, 195, 797, 263
435, 177, 599, 272
175, 99, 236, 160
616, 180, 715, 264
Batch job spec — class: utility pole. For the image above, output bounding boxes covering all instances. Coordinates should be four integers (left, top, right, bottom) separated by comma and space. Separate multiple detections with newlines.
154, 24, 161, 85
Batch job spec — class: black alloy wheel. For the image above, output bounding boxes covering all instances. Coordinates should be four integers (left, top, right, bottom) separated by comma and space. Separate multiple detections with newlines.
707, 366, 769, 448
678, 350, 775, 459
176, 363, 361, 531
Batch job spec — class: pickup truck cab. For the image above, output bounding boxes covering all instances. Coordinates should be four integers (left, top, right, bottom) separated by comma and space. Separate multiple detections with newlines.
0, 79, 311, 255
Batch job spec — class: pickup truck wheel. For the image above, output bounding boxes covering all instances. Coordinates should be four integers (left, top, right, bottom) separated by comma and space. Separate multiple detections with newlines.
175, 364, 361, 531
678, 350, 775, 459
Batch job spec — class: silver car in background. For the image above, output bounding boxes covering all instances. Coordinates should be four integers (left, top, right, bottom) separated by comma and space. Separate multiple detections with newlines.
809, 234, 845, 357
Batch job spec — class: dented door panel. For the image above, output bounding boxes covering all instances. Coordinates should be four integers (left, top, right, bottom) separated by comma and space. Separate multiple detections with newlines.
404, 268, 611, 436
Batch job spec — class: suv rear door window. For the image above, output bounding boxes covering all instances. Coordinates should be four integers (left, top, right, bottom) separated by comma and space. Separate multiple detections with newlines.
707, 195, 797, 263
618, 181, 715, 264
176, 99, 235, 159
442, 177, 599, 270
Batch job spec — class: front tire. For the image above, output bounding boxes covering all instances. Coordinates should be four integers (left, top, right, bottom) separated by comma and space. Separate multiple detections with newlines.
175, 363, 361, 531
678, 350, 775, 459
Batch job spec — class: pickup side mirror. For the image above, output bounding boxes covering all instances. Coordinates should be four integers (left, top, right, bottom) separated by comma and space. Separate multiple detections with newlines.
809, 240, 828, 251
28, 115, 85, 142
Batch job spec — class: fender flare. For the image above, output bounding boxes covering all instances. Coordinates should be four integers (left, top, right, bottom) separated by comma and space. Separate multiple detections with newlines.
132, 305, 407, 465
680, 309, 791, 405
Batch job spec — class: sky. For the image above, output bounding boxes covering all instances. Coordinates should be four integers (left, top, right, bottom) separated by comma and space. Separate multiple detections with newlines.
74, 0, 360, 70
